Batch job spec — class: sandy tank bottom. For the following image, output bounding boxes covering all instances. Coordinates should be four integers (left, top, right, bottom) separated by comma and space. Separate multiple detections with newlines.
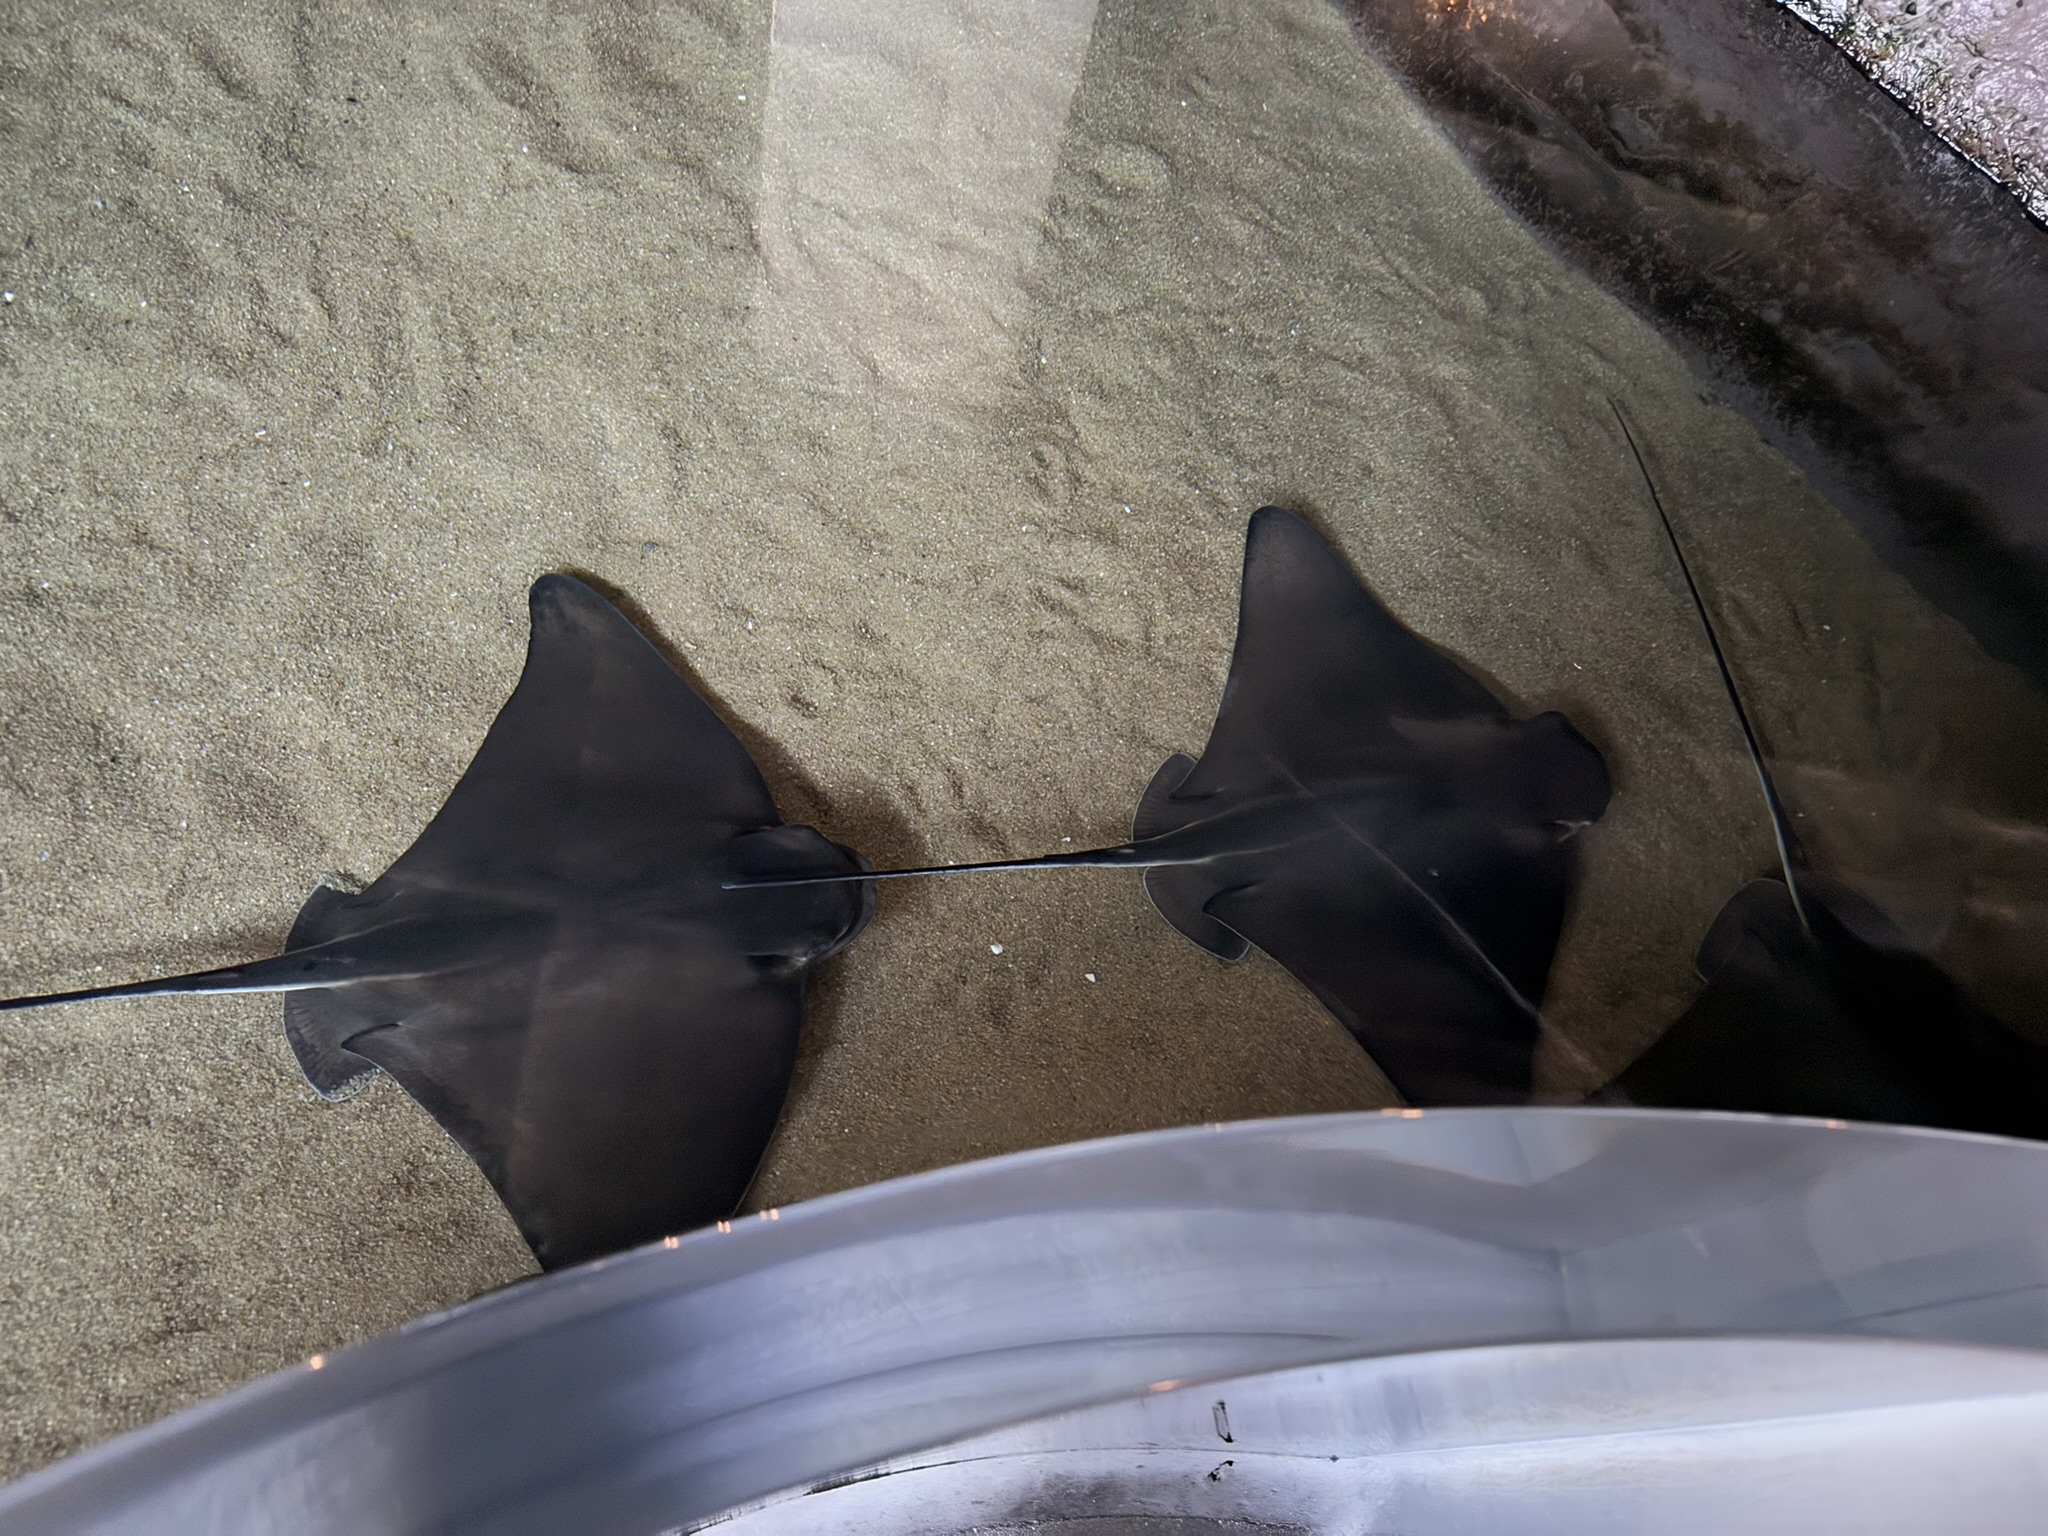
2, 0, 2046, 1479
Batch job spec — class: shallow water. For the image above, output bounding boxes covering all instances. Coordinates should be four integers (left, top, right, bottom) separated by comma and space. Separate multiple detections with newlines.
1, 0, 2045, 1478
1353, 0, 2048, 685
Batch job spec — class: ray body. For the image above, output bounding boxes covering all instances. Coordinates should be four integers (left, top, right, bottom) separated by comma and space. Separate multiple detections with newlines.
744, 508, 1611, 1105
1126, 508, 1609, 1104
1609, 407, 2048, 1137
1617, 874, 2048, 1136
2, 576, 874, 1269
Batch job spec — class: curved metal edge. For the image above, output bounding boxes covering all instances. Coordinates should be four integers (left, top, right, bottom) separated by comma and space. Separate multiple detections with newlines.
4, 1108, 2048, 1535
703, 1335, 2048, 1534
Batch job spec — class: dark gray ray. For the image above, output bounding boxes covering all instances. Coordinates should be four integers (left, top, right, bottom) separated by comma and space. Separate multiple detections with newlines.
1617, 874, 2048, 1136
1130, 507, 1611, 1102
740, 507, 1612, 1104
1608, 408, 2048, 1138
0, 576, 875, 1269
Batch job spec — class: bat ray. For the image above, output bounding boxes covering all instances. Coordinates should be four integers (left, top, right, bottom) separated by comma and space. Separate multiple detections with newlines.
1607, 406, 2048, 1137
0, 575, 876, 1269
742, 506, 1612, 1105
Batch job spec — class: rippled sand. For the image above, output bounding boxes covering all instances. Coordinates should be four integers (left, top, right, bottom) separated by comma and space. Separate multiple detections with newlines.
3, 0, 2046, 1476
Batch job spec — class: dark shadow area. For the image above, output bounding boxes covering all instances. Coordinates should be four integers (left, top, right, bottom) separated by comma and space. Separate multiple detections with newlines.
1346, 0, 2048, 686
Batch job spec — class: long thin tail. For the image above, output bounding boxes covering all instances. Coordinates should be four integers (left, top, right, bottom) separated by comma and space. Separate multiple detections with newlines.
0, 915, 469, 1013
0, 959, 309, 1014
1610, 398, 1810, 934
726, 845, 1150, 890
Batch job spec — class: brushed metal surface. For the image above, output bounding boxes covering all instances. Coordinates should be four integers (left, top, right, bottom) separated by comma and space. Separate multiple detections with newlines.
6, 1109, 2048, 1534
702, 1336, 2048, 1534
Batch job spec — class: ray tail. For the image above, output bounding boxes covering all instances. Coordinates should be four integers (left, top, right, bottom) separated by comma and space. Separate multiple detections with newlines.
0, 957, 335, 1013
1611, 399, 1810, 933
724, 844, 1153, 889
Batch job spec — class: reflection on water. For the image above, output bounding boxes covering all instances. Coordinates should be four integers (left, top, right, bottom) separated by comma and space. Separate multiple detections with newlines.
1, 0, 2048, 1477
1348, 0, 2048, 684
754, 0, 1099, 400
1344, 0, 2048, 1045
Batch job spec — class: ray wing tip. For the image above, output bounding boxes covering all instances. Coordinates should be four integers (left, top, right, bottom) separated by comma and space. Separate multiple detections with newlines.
529, 571, 597, 608
1244, 505, 1344, 573
1248, 503, 1309, 537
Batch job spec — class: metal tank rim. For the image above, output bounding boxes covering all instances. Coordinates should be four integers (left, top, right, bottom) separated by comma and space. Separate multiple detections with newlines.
6, 1107, 2048, 1535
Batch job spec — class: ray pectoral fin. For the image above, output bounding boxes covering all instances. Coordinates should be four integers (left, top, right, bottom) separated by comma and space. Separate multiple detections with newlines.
1204, 852, 1539, 1105
1146, 864, 1252, 962
499, 940, 803, 1268
1613, 882, 1925, 1123
1176, 507, 1506, 806
284, 989, 384, 1100
377, 574, 782, 898
281, 881, 384, 1097
1692, 880, 1795, 980
334, 960, 546, 1217
336, 927, 811, 1270
1133, 752, 1201, 841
